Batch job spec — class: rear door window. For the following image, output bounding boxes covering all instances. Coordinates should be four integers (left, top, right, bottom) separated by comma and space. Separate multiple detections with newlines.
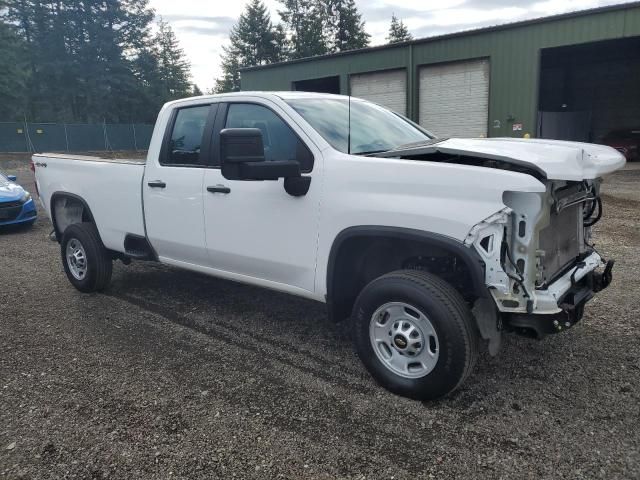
162, 106, 210, 166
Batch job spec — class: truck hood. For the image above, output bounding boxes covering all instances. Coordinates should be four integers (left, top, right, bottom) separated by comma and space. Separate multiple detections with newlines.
0, 180, 25, 202
387, 137, 626, 181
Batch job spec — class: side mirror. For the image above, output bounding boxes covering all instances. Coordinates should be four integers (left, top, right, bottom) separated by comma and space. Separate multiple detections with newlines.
7, 175, 17, 182
220, 128, 300, 181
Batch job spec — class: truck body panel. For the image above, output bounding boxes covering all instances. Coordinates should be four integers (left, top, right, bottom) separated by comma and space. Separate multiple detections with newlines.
35, 154, 145, 251
385, 137, 626, 181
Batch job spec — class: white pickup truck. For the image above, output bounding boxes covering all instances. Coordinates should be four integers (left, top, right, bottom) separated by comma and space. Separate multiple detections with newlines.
34, 92, 624, 400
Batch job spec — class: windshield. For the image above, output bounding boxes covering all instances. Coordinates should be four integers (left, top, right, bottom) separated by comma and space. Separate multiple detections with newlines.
285, 98, 434, 155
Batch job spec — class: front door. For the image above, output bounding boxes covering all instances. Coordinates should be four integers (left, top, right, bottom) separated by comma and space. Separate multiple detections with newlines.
143, 103, 216, 265
202, 100, 323, 294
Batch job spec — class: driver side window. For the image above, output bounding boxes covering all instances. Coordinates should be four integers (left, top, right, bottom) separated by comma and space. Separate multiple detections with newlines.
225, 103, 314, 172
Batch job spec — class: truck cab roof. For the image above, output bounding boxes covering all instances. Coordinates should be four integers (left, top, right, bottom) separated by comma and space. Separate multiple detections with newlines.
165, 91, 356, 107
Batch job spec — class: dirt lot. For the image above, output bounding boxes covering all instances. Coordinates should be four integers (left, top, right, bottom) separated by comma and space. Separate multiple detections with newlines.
1, 157, 639, 479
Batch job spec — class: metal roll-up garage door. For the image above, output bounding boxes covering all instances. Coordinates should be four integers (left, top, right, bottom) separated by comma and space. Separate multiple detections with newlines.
350, 69, 407, 116
419, 59, 490, 137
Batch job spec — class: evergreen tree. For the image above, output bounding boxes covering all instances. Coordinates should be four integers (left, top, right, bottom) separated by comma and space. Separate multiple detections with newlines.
70, 0, 151, 122
214, 46, 242, 93
5, 0, 72, 120
387, 14, 412, 44
0, 13, 29, 120
278, 0, 327, 59
1, 0, 193, 123
191, 84, 203, 96
325, 0, 369, 53
130, 45, 165, 122
215, 0, 286, 93
154, 19, 192, 100
233, 0, 286, 66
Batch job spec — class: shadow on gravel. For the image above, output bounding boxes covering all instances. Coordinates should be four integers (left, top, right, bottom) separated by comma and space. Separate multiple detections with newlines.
102, 265, 373, 387
0, 221, 37, 236
101, 260, 581, 407
108, 265, 330, 329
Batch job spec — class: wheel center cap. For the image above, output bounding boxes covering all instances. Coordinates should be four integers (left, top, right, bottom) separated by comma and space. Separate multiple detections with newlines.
393, 335, 408, 350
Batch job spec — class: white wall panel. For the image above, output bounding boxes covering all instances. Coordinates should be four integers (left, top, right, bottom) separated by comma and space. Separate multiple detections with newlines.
419, 59, 490, 137
350, 70, 407, 116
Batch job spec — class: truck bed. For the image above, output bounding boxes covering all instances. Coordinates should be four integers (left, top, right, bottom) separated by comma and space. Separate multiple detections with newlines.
34, 153, 146, 253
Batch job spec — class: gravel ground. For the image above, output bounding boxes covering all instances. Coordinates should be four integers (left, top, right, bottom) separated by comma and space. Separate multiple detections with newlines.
1, 158, 638, 479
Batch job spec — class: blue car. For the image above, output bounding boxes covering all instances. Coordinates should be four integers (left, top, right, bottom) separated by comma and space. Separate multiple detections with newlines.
0, 172, 37, 227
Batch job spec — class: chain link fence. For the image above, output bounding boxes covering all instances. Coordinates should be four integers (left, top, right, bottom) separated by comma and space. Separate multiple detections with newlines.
0, 122, 154, 153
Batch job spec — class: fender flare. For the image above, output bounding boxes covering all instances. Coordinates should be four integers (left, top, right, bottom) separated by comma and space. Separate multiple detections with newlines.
50, 191, 96, 241
326, 226, 488, 320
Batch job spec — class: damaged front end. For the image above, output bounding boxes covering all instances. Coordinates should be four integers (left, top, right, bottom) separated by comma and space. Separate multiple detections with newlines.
466, 178, 614, 348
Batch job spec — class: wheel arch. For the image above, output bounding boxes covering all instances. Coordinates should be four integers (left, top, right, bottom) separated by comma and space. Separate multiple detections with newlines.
326, 226, 487, 322
50, 192, 96, 242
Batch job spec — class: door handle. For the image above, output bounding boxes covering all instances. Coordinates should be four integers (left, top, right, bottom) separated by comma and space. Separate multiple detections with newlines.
207, 185, 231, 194
147, 180, 166, 188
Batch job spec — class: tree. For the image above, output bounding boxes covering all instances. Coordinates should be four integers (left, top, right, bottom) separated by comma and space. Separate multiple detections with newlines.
191, 84, 203, 96
0, 14, 29, 120
4, 0, 72, 120
214, 46, 242, 93
233, 0, 286, 66
1, 0, 193, 123
278, 0, 327, 59
325, 0, 369, 53
130, 46, 166, 122
387, 14, 412, 44
154, 19, 192, 100
278, 0, 369, 57
215, 0, 286, 93
68, 0, 155, 122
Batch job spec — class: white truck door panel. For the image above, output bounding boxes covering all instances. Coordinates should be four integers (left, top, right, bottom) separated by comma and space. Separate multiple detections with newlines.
143, 104, 213, 265
202, 101, 322, 293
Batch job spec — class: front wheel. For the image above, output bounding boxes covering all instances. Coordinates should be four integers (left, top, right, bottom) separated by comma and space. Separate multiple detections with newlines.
351, 270, 479, 400
61, 222, 112, 292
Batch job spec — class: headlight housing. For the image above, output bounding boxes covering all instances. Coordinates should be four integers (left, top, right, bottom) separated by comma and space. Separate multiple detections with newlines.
20, 192, 31, 203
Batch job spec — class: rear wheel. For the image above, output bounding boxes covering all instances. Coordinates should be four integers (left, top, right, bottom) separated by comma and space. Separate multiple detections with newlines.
61, 222, 112, 292
351, 270, 479, 400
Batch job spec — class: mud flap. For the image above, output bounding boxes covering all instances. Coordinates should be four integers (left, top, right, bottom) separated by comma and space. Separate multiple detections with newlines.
472, 298, 502, 356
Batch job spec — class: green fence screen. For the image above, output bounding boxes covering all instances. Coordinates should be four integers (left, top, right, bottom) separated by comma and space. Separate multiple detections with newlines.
0, 123, 29, 152
0, 122, 154, 152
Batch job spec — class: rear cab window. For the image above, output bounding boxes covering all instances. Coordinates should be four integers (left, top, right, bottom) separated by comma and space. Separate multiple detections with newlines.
162, 105, 210, 166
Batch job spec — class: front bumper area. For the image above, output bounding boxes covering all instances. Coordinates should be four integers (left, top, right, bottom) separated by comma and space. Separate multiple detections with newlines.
504, 257, 614, 339
490, 251, 607, 314
0, 198, 37, 226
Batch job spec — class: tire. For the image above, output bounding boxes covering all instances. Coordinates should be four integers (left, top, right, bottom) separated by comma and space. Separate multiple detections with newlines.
351, 270, 479, 400
61, 222, 112, 293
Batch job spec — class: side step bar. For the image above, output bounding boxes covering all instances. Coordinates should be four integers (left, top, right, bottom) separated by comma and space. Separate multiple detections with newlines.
123, 233, 156, 261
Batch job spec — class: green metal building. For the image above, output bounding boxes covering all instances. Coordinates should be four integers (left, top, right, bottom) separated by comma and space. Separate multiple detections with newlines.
241, 2, 640, 144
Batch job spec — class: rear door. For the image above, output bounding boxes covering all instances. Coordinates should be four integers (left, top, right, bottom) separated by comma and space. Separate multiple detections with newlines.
202, 100, 323, 294
143, 103, 217, 265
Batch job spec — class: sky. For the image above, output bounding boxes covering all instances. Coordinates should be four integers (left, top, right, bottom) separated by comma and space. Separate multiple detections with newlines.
148, 0, 637, 91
